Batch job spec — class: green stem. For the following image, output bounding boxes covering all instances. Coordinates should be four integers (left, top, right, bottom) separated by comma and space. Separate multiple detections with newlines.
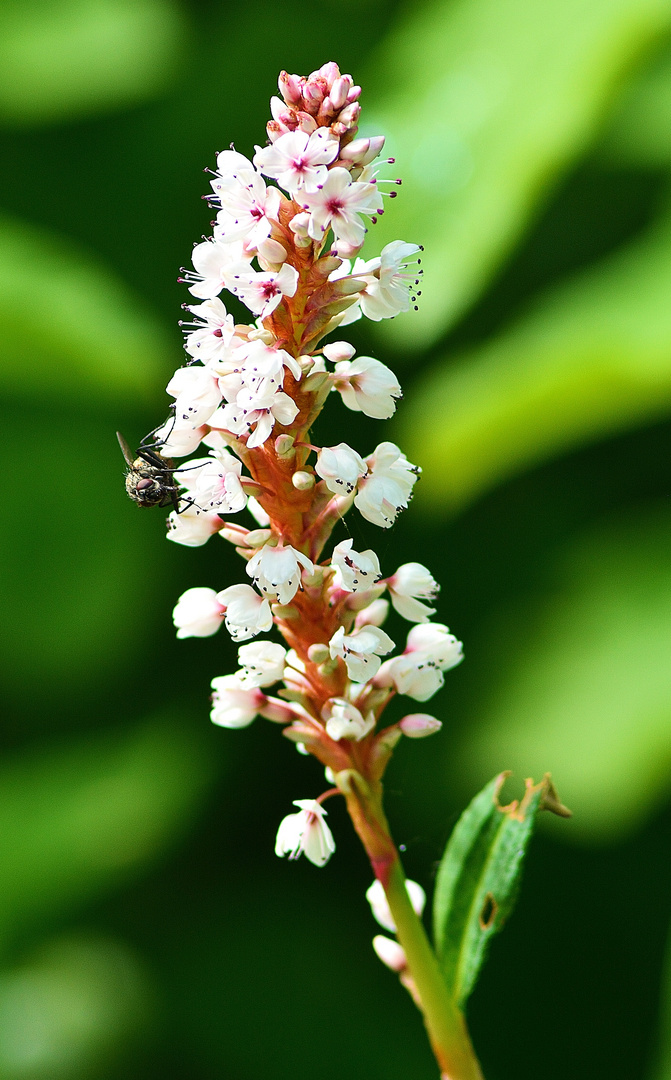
337, 770, 483, 1080
384, 858, 484, 1080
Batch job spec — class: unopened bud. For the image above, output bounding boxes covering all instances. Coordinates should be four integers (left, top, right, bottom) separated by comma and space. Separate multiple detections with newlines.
372, 935, 407, 973
272, 603, 300, 620
323, 340, 355, 363
245, 528, 273, 548
307, 643, 330, 665
275, 434, 295, 457
339, 135, 385, 165
337, 102, 361, 128
256, 237, 288, 267
292, 470, 315, 491
398, 714, 442, 738
278, 71, 304, 106
220, 525, 250, 545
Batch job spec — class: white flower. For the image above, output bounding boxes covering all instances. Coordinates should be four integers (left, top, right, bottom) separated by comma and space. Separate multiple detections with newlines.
324, 698, 375, 741
331, 539, 381, 593
329, 624, 394, 681
216, 583, 273, 641
219, 387, 299, 448
227, 263, 298, 317
275, 799, 336, 867
153, 417, 207, 458
179, 449, 247, 514
166, 366, 222, 429
353, 241, 422, 321
246, 543, 314, 604
173, 587, 224, 639
211, 148, 256, 186
182, 298, 237, 363
315, 443, 367, 495
354, 442, 420, 529
254, 129, 340, 194
300, 167, 383, 247
333, 356, 401, 420
376, 624, 463, 702
387, 562, 439, 623
186, 239, 253, 299
167, 505, 222, 547
235, 339, 302, 395
372, 936, 407, 972
213, 167, 281, 247
210, 673, 265, 728
398, 713, 442, 738
366, 878, 426, 933
237, 641, 286, 687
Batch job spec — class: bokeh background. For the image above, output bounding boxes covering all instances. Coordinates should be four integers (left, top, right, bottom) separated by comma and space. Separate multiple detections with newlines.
1, 0, 671, 1076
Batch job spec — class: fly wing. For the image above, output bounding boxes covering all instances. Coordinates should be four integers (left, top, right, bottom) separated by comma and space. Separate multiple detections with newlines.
116, 431, 135, 467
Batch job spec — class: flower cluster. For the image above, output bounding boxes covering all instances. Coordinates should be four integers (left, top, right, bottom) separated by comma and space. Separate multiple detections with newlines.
152, 62, 462, 866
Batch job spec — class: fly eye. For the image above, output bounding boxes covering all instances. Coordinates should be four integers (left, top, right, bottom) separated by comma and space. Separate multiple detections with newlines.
136, 478, 154, 491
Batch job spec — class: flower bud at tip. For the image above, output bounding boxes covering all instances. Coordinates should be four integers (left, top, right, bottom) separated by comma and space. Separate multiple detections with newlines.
292, 470, 315, 491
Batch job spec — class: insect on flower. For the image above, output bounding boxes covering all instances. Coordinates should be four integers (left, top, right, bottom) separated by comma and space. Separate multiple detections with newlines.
117, 430, 182, 511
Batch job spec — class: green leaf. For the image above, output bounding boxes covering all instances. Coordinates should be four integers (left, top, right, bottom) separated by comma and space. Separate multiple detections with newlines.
398, 208, 671, 513
364, 0, 671, 348
452, 505, 671, 841
0, 214, 173, 403
433, 772, 563, 1007
0, 715, 215, 952
0, 0, 187, 126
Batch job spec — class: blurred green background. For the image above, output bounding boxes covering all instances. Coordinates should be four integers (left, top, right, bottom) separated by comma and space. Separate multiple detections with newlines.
2, 0, 671, 1076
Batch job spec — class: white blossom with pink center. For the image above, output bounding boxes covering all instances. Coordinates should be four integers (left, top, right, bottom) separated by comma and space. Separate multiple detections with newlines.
186, 239, 253, 300
254, 128, 340, 194
333, 356, 402, 419
226, 263, 298, 317
217, 386, 299, 448
299, 167, 383, 247
182, 298, 237, 363
213, 162, 281, 248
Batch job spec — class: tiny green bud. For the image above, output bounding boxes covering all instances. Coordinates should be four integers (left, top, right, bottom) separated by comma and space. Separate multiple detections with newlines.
307, 643, 330, 664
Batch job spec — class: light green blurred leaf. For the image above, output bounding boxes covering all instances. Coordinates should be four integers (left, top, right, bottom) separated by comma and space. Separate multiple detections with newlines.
365, 0, 671, 348
452, 505, 671, 841
0, 935, 151, 1079
433, 772, 556, 1007
0, 715, 214, 950
0, 0, 187, 126
399, 209, 671, 512
600, 43, 671, 166
0, 215, 173, 403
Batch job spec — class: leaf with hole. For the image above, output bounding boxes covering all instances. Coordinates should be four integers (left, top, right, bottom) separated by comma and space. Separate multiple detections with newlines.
433, 772, 568, 1007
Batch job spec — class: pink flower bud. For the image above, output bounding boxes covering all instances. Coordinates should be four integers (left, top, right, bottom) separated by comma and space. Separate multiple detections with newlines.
278, 71, 304, 106
399, 714, 442, 738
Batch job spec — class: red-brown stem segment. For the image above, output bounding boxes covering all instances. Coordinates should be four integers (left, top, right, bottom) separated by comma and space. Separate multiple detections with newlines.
336, 769, 484, 1080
